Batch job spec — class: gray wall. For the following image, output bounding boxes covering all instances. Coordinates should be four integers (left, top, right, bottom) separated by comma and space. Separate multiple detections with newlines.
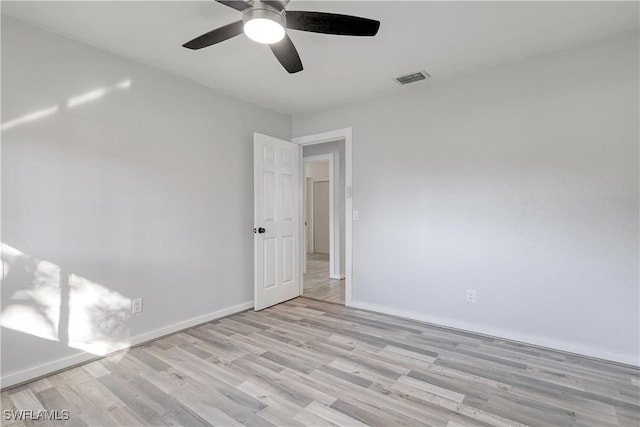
1, 16, 291, 383
303, 141, 346, 277
293, 32, 640, 364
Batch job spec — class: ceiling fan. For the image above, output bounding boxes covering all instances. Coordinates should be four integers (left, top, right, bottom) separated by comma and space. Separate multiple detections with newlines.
182, 0, 380, 74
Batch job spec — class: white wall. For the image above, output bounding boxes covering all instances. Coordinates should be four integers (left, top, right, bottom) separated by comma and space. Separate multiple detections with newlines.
304, 141, 346, 278
1, 16, 291, 386
293, 32, 640, 365
305, 161, 330, 181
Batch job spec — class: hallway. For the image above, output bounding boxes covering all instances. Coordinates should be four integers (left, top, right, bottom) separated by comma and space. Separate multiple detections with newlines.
302, 253, 345, 304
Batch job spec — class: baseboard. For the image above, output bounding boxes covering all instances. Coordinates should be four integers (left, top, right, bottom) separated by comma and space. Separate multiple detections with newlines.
129, 300, 253, 347
350, 300, 639, 367
1, 300, 254, 389
329, 274, 345, 280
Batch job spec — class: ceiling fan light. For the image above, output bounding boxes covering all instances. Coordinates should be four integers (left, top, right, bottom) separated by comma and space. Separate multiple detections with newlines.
244, 18, 285, 44
243, 7, 286, 44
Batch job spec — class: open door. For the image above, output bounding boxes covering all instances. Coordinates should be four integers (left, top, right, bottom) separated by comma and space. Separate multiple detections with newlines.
254, 133, 300, 310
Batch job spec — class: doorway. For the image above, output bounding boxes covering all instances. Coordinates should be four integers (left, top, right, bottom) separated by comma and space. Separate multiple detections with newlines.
302, 156, 344, 304
299, 139, 347, 305
294, 128, 353, 305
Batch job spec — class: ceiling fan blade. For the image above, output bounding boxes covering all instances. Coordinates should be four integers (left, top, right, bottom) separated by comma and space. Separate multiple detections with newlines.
269, 35, 303, 74
183, 21, 244, 50
286, 11, 380, 36
215, 0, 252, 12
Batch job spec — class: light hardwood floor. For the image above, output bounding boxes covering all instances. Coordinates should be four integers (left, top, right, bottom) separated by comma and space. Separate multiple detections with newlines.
2, 297, 639, 427
303, 253, 345, 304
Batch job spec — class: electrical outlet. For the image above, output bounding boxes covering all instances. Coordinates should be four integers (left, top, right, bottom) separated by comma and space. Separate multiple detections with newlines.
353, 210, 359, 221
466, 290, 476, 303
132, 298, 143, 314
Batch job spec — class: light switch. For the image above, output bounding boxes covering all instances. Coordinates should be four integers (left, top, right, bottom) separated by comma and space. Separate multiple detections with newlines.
353, 210, 359, 221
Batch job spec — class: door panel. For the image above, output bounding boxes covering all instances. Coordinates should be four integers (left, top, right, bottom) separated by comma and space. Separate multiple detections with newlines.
254, 133, 300, 310
313, 181, 330, 254
263, 172, 276, 221
263, 237, 277, 289
282, 235, 294, 283
282, 173, 294, 220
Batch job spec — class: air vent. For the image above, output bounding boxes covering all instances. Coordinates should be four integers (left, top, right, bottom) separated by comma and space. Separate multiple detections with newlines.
395, 71, 430, 85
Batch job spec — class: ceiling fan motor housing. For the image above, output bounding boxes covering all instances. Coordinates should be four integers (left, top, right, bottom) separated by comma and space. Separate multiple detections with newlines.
243, 1, 286, 29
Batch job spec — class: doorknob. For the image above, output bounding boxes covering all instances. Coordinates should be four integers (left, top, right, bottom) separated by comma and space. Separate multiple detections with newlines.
253, 227, 266, 234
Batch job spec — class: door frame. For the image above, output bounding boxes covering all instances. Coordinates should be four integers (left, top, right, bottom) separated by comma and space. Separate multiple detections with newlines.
303, 153, 335, 277
293, 128, 353, 306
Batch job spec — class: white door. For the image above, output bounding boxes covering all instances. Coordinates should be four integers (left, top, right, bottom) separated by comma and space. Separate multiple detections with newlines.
305, 178, 313, 254
254, 133, 300, 310
313, 181, 330, 254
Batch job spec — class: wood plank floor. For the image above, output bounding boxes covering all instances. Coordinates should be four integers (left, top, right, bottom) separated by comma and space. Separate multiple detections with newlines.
303, 253, 345, 304
2, 297, 639, 427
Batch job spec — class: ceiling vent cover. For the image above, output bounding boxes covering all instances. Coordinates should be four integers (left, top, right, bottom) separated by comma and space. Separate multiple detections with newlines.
395, 71, 430, 85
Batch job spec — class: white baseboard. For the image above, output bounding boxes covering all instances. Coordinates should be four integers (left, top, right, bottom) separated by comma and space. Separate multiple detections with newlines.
1, 300, 254, 389
350, 300, 639, 367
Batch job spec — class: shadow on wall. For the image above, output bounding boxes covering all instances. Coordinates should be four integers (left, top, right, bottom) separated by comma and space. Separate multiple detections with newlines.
1, 243, 132, 356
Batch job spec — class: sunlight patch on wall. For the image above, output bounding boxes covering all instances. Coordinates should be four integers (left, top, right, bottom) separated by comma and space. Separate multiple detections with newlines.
115, 79, 132, 90
2, 258, 62, 341
1, 243, 132, 356
2, 305, 59, 342
68, 274, 131, 355
1, 105, 60, 132
1, 78, 132, 132
66, 88, 108, 109
66, 79, 132, 109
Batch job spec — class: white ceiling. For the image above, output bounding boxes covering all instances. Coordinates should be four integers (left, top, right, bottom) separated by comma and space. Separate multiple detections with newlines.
2, 1, 638, 114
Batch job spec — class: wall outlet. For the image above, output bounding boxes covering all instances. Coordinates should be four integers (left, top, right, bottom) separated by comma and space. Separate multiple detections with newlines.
132, 298, 143, 314
466, 290, 476, 303
353, 210, 359, 221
